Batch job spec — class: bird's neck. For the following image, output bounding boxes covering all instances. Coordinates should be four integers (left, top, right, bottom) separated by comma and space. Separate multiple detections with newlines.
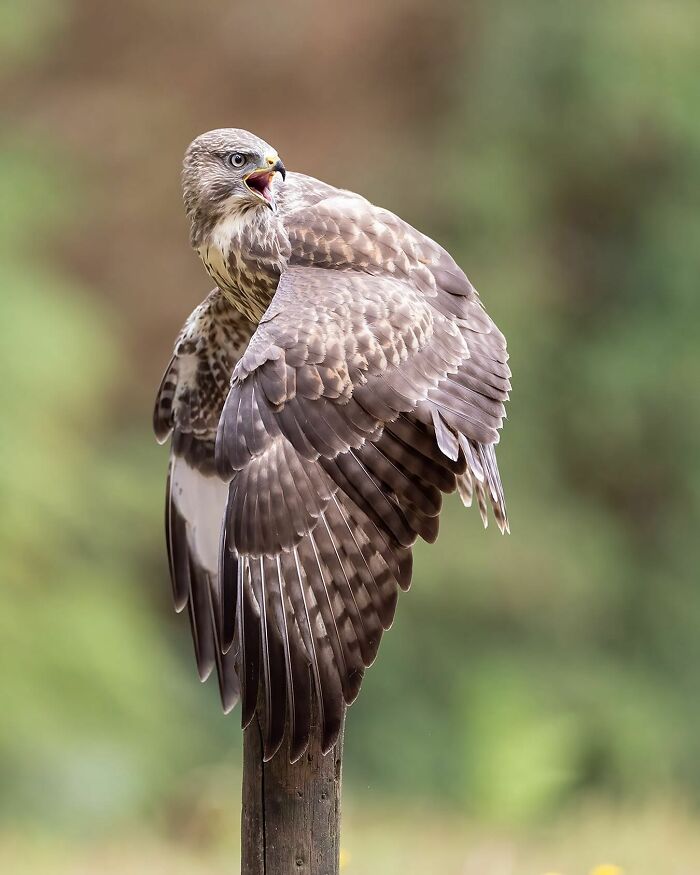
197, 205, 290, 323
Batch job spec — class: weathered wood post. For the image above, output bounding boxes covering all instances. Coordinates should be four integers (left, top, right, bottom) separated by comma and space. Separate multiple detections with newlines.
241, 707, 345, 874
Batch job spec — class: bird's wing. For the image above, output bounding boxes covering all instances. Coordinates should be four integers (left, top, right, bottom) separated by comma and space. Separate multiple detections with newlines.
216, 264, 509, 760
153, 289, 255, 711
281, 187, 495, 321
282, 187, 511, 516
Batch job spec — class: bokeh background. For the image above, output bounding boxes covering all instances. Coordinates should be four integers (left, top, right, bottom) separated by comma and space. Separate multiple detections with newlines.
2, 1, 700, 872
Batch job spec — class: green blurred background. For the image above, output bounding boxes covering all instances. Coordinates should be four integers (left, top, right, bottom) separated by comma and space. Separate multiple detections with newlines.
2, 1, 699, 872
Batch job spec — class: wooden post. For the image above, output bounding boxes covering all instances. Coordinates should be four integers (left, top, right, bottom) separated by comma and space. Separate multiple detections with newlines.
241, 708, 345, 875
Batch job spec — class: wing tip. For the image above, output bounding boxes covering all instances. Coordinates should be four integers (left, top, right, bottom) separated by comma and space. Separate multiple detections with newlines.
173, 593, 189, 614
154, 425, 172, 445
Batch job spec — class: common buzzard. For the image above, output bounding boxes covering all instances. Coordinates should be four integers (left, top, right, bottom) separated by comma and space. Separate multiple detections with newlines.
153, 129, 510, 762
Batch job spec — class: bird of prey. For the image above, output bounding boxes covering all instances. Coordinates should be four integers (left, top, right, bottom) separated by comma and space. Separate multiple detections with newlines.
153, 129, 510, 762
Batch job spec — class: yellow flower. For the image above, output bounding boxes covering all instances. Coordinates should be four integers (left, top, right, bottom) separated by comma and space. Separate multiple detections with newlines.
340, 848, 351, 870
590, 866, 624, 875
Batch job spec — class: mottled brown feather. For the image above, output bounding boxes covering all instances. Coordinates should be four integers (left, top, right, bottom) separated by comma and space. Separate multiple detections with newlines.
155, 150, 511, 759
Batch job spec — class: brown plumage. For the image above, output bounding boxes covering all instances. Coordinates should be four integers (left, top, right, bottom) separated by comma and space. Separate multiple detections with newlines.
154, 129, 511, 761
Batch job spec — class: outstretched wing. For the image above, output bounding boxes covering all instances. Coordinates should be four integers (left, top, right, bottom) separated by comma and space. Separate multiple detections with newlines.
153, 289, 255, 711
216, 263, 509, 761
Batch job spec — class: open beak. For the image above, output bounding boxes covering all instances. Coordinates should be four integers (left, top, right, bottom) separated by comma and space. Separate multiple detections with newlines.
244, 157, 286, 208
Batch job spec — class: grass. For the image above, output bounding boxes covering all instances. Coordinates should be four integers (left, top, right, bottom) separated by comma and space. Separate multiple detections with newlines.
3, 797, 700, 875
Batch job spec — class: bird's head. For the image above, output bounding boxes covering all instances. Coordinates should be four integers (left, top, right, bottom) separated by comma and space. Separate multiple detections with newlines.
182, 128, 286, 243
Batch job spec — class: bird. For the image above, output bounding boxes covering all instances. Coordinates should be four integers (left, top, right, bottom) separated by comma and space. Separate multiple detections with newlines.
153, 128, 511, 763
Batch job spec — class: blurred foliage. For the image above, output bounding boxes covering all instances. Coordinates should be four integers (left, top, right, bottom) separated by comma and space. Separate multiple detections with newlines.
3, 799, 700, 875
1, 0, 700, 852
0, 0, 67, 71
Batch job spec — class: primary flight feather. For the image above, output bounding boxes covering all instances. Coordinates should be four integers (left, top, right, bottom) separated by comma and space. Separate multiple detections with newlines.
153, 128, 510, 761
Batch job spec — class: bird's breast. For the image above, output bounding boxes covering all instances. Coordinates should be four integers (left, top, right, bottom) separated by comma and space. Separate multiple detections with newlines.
198, 215, 281, 323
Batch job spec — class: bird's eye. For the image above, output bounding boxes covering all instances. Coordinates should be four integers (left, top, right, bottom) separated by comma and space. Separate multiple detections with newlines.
228, 152, 246, 168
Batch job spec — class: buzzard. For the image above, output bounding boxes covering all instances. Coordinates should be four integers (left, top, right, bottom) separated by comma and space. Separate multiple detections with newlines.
153, 129, 510, 762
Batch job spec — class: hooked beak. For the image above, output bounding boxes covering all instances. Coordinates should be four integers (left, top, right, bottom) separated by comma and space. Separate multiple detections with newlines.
244, 156, 286, 209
